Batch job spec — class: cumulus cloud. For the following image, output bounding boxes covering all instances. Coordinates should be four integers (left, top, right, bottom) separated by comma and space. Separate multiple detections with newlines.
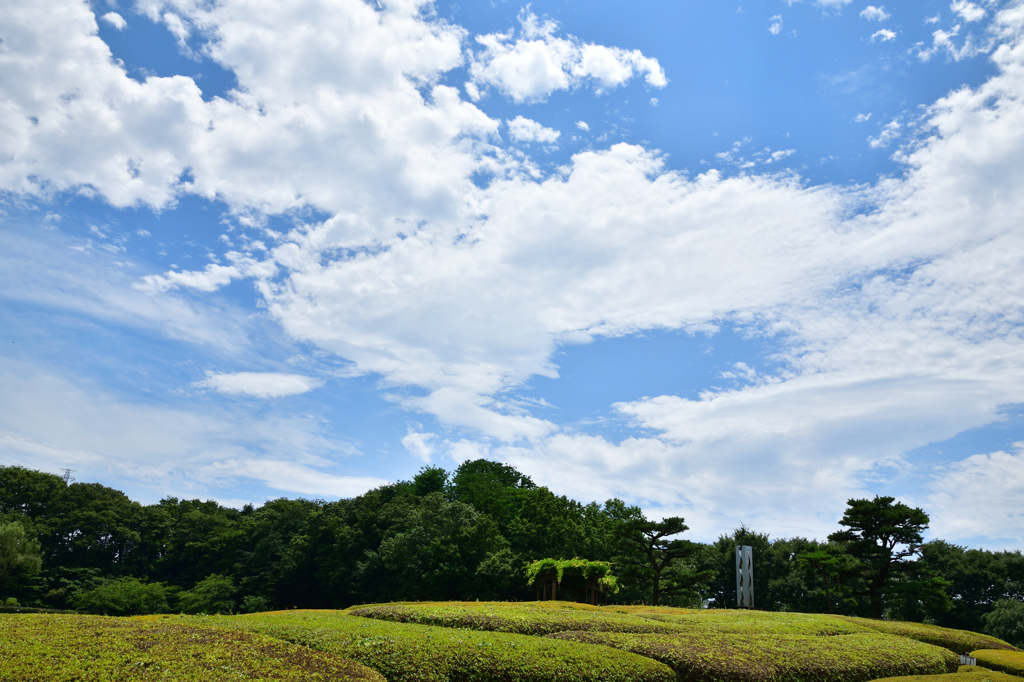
872, 28, 897, 42
769, 15, 784, 35
194, 371, 324, 398
467, 8, 666, 103
860, 6, 890, 21
402, 431, 438, 463
5, 0, 1024, 539
576, 120, 590, 131
855, 112, 872, 122
952, 0, 987, 22
101, 12, 127, 29
929, 445, 1024, 545
507, 116, 560, 144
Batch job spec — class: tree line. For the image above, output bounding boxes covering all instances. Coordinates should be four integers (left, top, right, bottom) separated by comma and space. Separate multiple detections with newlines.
0, 461, 1021, 645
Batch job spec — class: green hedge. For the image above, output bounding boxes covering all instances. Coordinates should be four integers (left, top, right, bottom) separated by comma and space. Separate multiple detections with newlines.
973, 651, 1024, 676
221, 610, 677, 682
347, 601, 689, 636
547, 630, 959, 682
618, 607, 874, 637
837, 617, 1018, 655
869, 672, 1024, 682
0, 613, 384, 681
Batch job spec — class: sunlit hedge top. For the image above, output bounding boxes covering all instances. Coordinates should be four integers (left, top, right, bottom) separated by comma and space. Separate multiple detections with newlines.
526, 558, 619, 593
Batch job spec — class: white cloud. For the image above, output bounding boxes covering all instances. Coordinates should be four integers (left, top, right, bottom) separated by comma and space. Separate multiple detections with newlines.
402, 431, 437, 463
855, 112, 872, 122
200, 458, 387, 497
467, 8, 666, 103
5, 0, 1024, 540
769, 15, 784, 35
194, 371, 324, 398
872, 28, 897, 42
0, 358, 369, 501
507, 115, 560, 144
952, 0, 987, 22
860, 6, 890, 21
101, 12, 127, 29
868, 118, 901, 147
929, 445, 1024, 546
576, 120, 590, 131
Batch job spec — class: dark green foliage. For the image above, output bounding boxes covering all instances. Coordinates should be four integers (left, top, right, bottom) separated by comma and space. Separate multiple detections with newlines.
0, 466, 66, 518
828, 496, 935, 619
609, 504, 712, 607
69, 575, 170, 615
548, 630, 959, 682
918, 541, 1024, 633
46, 482, 145, 573
224, 610, 678, 682
984, 600, 1024, 648
177, 573, 238, 614
413, 466, 449, 496
0, 521, 42, 591
0, 613, 386, 681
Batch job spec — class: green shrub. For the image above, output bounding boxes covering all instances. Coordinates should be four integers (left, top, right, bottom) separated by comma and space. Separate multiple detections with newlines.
241, 594, 273, 613
347, 600, 689, 635
547, 630, 958, 682
837, 616, 1017, 654
869, 672, 1024, 682
177, 573, 237, 614
973, 651, 1024, 676
622, 607, 874, 636
220, 610, 677, 682
0, 613, 385, 681
70, 576, 170, 616
984, 600, 1024, 649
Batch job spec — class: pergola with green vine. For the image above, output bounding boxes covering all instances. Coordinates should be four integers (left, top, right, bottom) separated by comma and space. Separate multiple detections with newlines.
525, 558, 619, 605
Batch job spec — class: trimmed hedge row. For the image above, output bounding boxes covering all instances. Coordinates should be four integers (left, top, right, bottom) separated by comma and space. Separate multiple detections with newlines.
869, 672, 1024, 682
973, 651, 1024, 676
347, 601, 689, 636
546, 630, 959, 682
0, 613, 384, 682
836, 617, 1018, 655
221, 610, 677, 682
623, 608, 874, 637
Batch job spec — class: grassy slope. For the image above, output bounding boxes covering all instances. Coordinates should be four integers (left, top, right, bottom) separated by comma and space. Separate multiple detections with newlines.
216, 610, 677, 682
0, 613, 384, 682
548, 630, 959, 682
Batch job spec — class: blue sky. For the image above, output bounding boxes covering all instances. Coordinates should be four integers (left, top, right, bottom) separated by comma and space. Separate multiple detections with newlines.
2, 0, 1024, 548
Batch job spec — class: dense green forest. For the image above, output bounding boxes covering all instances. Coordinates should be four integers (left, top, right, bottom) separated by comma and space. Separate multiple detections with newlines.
1, 460, 1022, 644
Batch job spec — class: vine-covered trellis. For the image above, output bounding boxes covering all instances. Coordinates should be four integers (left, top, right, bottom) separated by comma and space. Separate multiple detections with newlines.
525, 558, 619, 605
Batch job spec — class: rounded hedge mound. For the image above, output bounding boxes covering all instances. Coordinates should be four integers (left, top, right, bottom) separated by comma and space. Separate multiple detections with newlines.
620, 608, 874, 637
973, 651, 1024, 676
347, 601, 689, 636
836, 618, 1018, 655
0, 613, 384, 682
868, 671, 1023, 682
547, 630, 959, 682
223, 610, 677, 682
